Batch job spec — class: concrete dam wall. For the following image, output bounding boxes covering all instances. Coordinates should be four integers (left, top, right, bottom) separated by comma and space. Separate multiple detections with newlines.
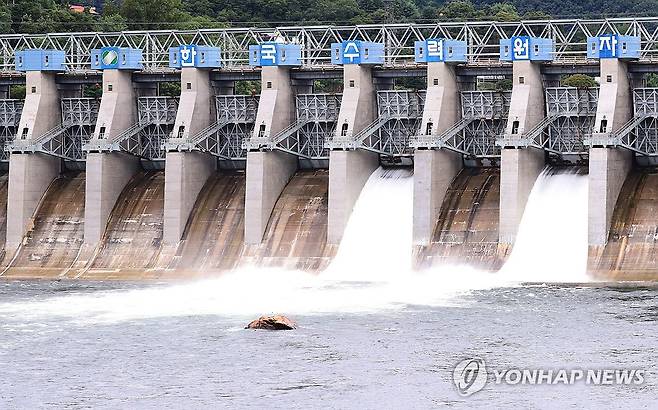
0, 167, 335, 279
7, 23, 658, 280
2, 172, 85, 278
589, 168, 658, 280
414, 168, 505, 271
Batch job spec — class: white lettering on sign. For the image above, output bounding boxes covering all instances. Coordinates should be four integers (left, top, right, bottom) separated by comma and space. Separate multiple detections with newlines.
599, 35, 618, 57
427, 40, 443, 59
180, 45, 197, 67
513, 37, 529, 60
343, 42, 360, 63
261, 44, 277, 64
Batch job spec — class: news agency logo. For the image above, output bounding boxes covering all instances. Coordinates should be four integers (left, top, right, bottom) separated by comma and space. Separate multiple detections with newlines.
453, 357, 647, 397
453, 357, 488, 396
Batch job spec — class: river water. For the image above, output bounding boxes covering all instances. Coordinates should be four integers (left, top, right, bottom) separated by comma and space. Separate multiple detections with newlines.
0, 168, 656, 408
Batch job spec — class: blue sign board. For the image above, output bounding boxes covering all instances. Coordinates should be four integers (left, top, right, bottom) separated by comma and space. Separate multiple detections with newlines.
15, 49, 66, 72
169, 45, 221, 68
499, 37, 553, 62
248, 43, 302, 67
587, 35, 640, 59
414, 39, 467, 63
331, 41, 385, 65
91, 47, 142, 70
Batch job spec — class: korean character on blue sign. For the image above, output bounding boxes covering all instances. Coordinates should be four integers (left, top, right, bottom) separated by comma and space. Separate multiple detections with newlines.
499, 37, 553, 61
180, 44, 197, 67
331, 41, 385, 65
511, 36, 530, 60
248, 43, 301, 67
587, 35, 640, 59
414, 39, 467, 63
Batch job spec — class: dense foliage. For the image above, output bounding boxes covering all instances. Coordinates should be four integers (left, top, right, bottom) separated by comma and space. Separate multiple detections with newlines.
1, 0, 658, 34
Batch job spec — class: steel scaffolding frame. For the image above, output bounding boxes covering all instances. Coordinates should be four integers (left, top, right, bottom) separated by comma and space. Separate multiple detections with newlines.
277, 94, 341, 159
0, 99, 23, 161
7, 97, 99, 161
193, 95, 259, 159
413, 91, 510, 157
245, 93, 341, 159
504, 87, 598, 155
85, 96, 178, 160
4, 17, 658, 71
587, 88, 658, 155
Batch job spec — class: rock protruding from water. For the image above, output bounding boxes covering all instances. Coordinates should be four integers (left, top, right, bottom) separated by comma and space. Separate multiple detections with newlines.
245, 315, 297, 330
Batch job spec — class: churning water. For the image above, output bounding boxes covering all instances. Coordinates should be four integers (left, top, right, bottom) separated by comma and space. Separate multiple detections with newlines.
500, 167, 590, 283
0, 166, 591, 323
1, 166, 657, 408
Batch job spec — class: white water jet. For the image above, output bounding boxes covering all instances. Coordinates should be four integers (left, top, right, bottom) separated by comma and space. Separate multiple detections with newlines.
0, 166, 592, 324
324, 167, 414, 281
499, 167, 590, 283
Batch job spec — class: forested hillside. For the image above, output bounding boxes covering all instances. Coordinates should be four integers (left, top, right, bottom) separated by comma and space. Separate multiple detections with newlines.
1, 0, 657, 34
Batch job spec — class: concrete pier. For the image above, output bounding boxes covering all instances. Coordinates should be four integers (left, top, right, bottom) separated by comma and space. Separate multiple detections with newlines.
163, 68, 216, 244
328, 150, 378, 244
83, 153, 140, 245
163, 152, 216, 244
6, 154, 60, 251
245, 151, 297, 244
91, 70, 137, 140
327, 65, 380, 244
499, 148, 544, 244
244, 66, 298, 244
6, 72, 62, 251
499, 61, 547, 245
413, 150, 462, 245
170, 67, 214, 140
412, 62, 463, 245
253, 66, 296, 137
84, 69, 141, 245
588, 59, 634, 246
14, 72, 60, 141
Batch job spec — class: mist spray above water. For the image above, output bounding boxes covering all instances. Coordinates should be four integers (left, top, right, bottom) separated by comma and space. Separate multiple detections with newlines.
0, 166, 591, 323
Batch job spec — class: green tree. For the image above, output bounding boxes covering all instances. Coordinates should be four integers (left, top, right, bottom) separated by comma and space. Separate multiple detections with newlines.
485, 3, 520, 21
437, 1, 481, 21
120, 0, 190, 30
159, 82, 181, 97
10, 85, 26, 99
646, 73, 658, 87
562, 74, 597, 88
235, 80, 261, 95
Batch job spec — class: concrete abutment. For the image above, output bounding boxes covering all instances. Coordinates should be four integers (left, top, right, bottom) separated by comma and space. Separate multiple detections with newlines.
412, 62, 463, 246
499, 60, 547, 245
588, 58, 635, 246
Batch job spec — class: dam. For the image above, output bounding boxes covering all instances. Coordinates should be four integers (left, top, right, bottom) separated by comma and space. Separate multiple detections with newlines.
0, 19, 658, 279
